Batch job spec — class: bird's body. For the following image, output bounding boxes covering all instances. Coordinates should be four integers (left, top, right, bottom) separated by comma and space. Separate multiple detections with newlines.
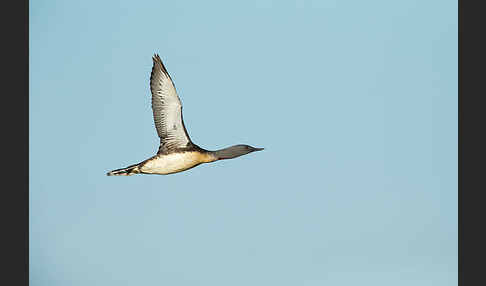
107, 54, 263, 176
107, 151, 217, 176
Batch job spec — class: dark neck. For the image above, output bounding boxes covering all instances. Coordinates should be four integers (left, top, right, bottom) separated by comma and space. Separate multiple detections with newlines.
210, 146, 250, 160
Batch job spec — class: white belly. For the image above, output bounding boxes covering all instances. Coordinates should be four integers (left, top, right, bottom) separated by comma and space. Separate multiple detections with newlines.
139, 152, 214, 175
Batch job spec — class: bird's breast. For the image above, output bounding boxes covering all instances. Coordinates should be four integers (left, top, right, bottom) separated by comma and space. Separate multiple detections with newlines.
139, 151, 217, 175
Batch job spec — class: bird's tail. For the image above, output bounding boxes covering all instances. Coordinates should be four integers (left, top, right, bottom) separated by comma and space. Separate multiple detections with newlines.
106, 164, 140, 176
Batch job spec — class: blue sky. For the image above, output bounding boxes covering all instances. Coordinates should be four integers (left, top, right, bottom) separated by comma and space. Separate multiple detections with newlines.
29, 0, 457, 285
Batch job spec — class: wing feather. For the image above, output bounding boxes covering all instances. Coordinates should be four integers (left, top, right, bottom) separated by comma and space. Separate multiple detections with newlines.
150, 54, 193, 153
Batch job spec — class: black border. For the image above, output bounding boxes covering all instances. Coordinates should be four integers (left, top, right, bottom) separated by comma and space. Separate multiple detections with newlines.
3, 0, 29, 284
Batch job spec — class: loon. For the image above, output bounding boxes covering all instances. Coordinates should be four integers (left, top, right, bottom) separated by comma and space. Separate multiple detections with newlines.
107, 54, 264, 176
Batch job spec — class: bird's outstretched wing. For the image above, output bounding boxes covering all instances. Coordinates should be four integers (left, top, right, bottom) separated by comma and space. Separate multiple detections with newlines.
150, 54, 193, 154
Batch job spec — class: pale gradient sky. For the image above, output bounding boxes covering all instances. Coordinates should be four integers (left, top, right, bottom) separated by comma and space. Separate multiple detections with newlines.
30, 0, 457, 285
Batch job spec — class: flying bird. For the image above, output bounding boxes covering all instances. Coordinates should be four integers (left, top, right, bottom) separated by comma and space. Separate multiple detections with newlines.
107, 54, 264, 176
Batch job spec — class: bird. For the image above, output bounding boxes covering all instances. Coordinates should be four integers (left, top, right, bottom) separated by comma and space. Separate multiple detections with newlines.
107, 54, 264, 176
